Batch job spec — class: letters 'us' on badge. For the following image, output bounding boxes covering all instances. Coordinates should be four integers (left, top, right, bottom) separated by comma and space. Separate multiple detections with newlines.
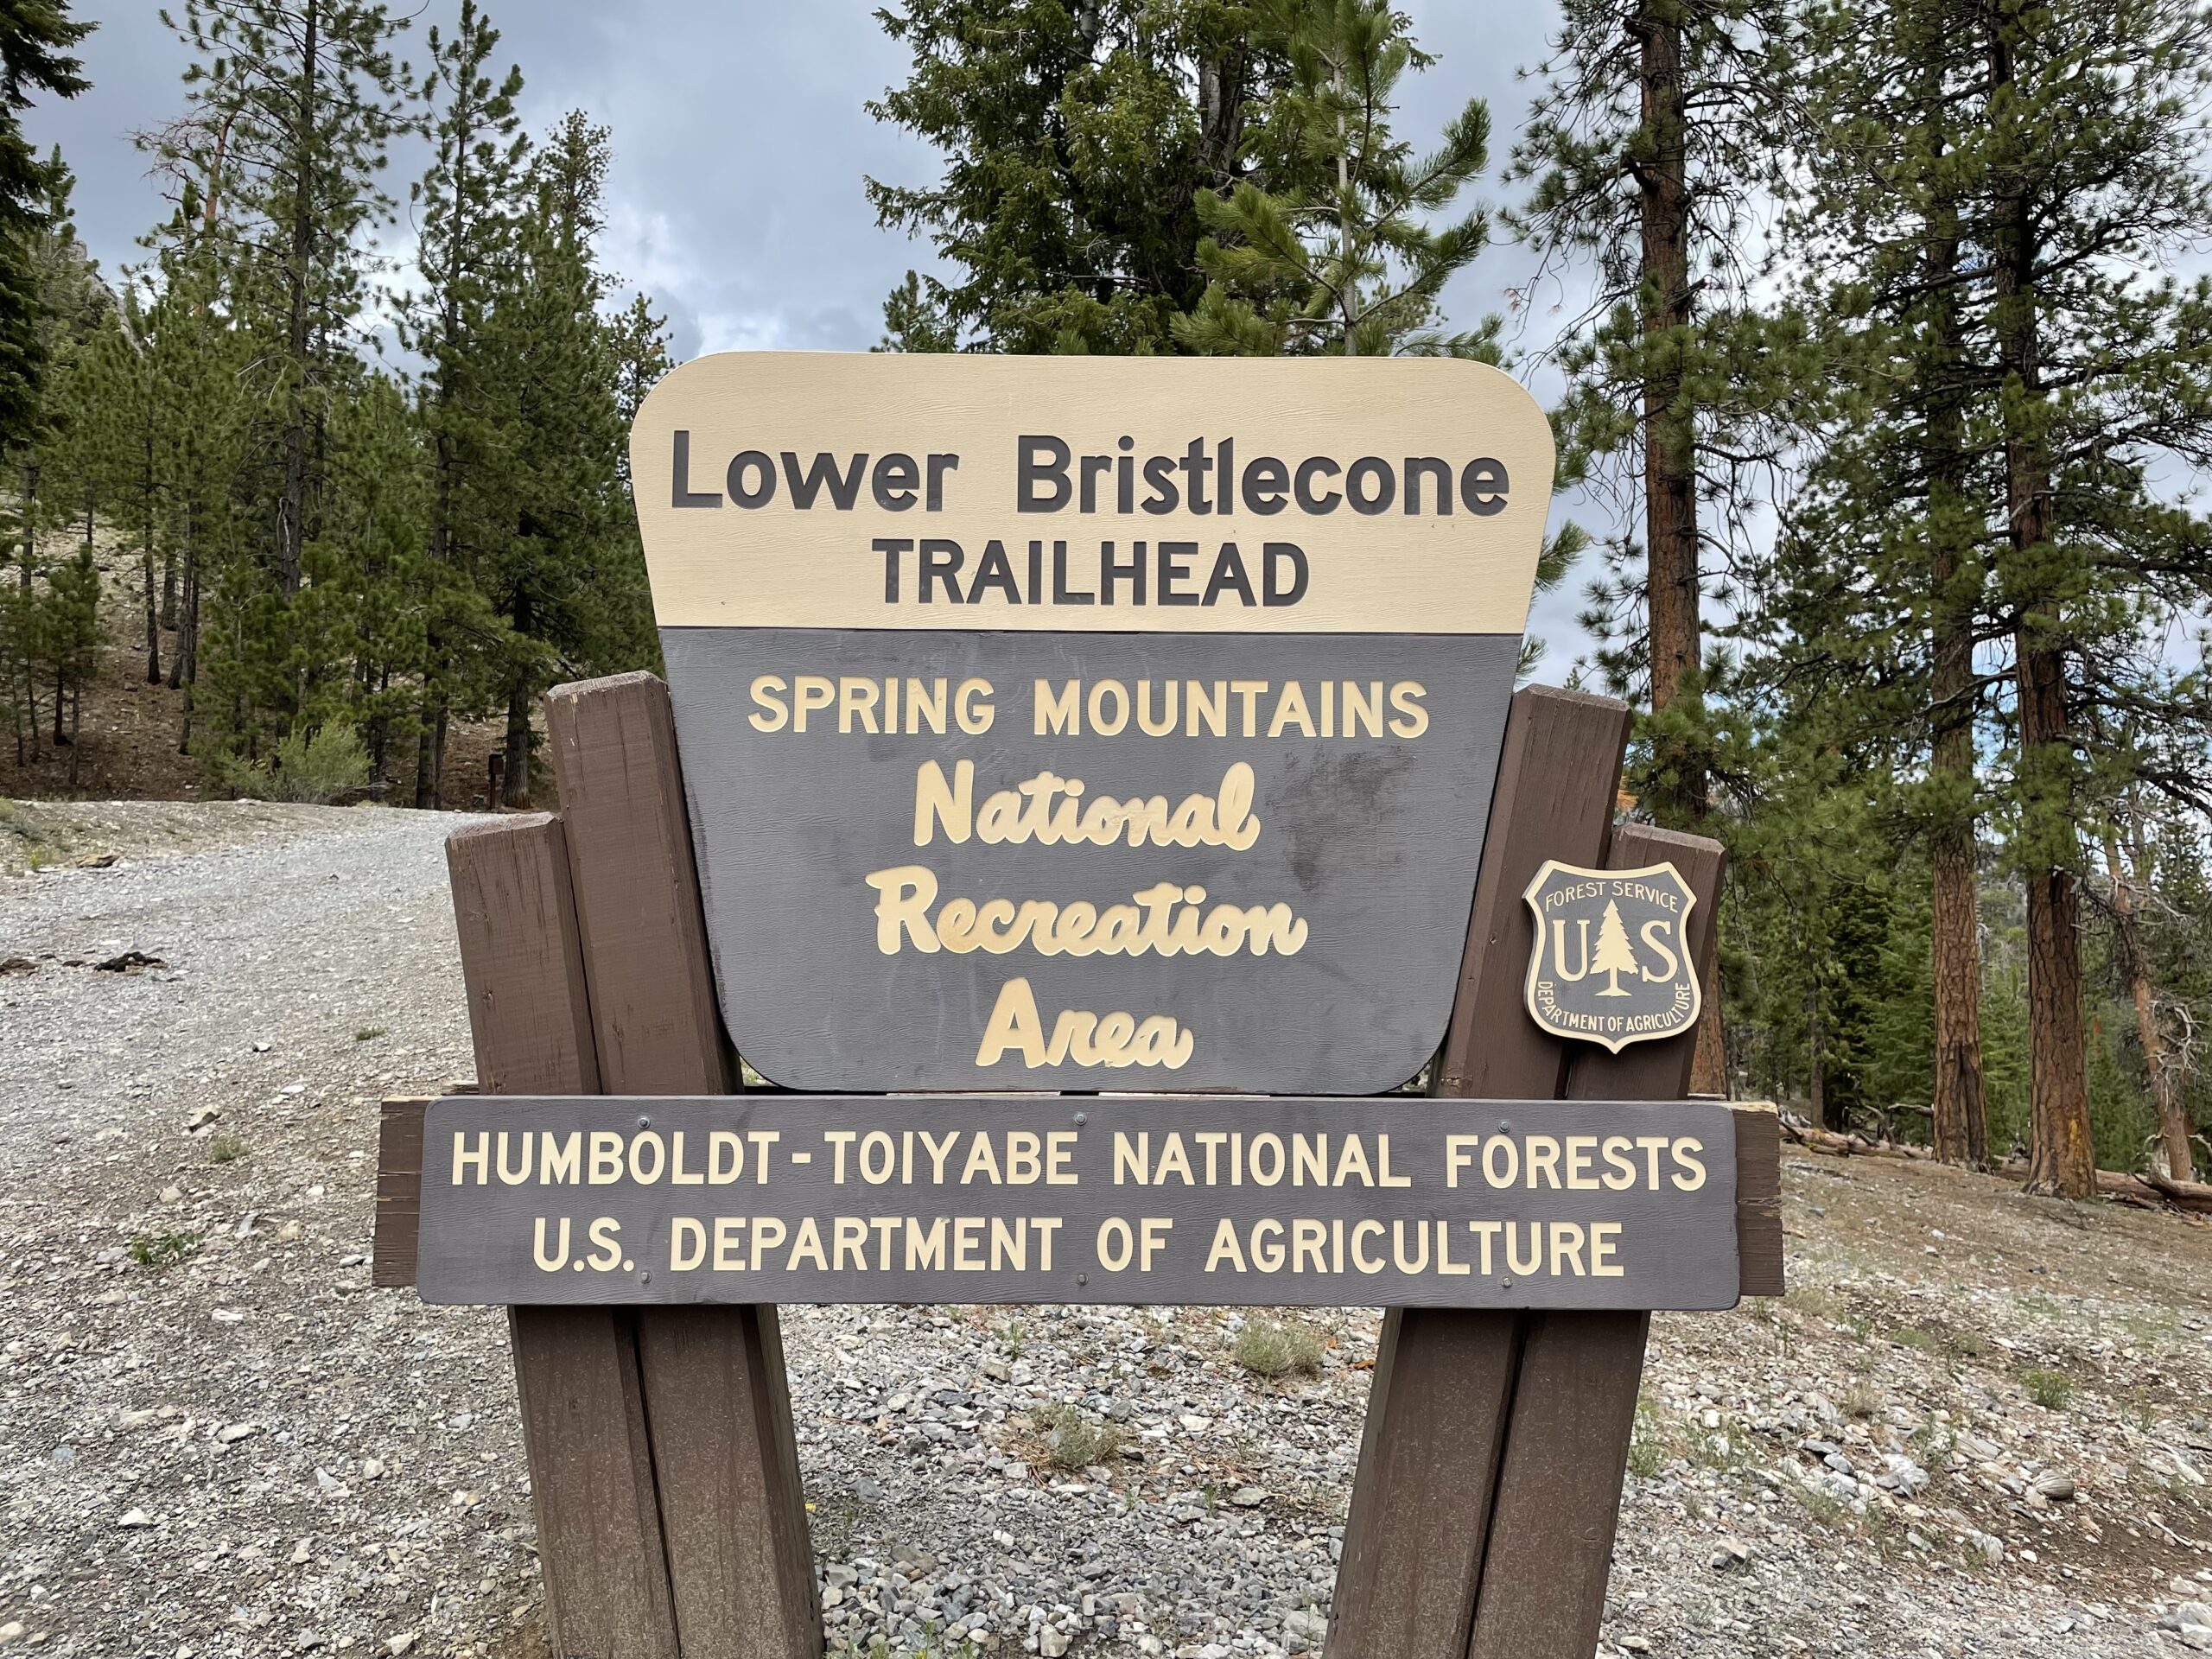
1522, 859, 1702, 1052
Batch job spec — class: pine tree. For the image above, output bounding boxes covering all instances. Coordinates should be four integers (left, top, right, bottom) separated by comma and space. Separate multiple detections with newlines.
473, 112, 652, 805
1170, 0, 1496, 359
1756, 0, 1996, 1165
0, 2, 91, 450
155, 0, 408, 769
163, 1, 406, 598
404, 0, 525, 804
1506, 0, 1798, 831
868, 0, 1287, 353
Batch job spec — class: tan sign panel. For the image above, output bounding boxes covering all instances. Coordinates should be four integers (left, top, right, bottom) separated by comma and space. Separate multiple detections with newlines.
632, 353, 1554, 635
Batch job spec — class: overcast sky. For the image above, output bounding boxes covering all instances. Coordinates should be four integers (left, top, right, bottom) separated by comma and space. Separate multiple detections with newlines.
29, 3, 1606, 661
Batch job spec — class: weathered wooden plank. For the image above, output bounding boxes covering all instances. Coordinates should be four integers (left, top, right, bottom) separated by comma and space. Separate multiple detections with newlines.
1732, 1103, 1785, 1296
546, 671, 820, 1659
544, 672, 729, 1096
1327, 684, 1632, 1659
448, 814, 601, 1096
372, 1097, 428, 1289
446, 812, 680, 1659
1465, 823, 1725, 1659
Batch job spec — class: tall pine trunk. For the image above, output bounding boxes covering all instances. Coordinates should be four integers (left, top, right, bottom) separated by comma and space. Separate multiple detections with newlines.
1637, 3, 1699, 770
276, 0, 321, 599
1924, 196, 1987, 1166
502, 682, 531, 807
1635, 3, 1726, 1096
2104, 829, 2192, 1179
16, 461, 35, 763
143, 429, 161, 685
1990, 29, 2093, 1199
176, 548, 199, 753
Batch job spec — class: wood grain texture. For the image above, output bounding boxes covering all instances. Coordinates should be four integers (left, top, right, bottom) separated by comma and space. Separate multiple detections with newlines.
448, 815, 601, 1096
1732, 1103, 1785, 1297
1327, 683, 1631, 1659
547, 671, 819, 1659
446, 813, 680, 1659
1465, 823, 1726, 1659
545, 672, 731, 1096
507, 1308, 678, 1659
371, 1097, 427, 1289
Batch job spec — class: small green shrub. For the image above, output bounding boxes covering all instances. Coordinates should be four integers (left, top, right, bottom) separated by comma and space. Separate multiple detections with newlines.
2023, 1368, 2074, 1411
1039, 1402, 1124, 1469
207, 1135, 248, 1165
1232, 1317, 1325, 1378
214, 721, 370, 804
353, 1026, 386, 1041
130, 1229, 202, 1268
1626, 1400, 1667, 1478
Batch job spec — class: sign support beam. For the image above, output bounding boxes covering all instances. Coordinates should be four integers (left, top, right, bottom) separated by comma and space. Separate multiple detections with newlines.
1326, 683, 1630, 1659
543, 672, 820, 1659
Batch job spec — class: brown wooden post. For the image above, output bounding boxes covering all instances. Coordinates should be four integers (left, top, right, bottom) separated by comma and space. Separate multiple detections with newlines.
447, 813, 681, 1658
1464, 823, 1726, 1659
544, 671, 821, 1659
1327, 684, 1632, 1659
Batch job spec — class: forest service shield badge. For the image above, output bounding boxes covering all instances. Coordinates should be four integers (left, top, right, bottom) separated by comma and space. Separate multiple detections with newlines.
1522, 860, 1702, 1052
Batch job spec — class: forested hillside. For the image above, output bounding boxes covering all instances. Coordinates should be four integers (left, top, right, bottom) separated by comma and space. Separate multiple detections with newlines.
2, 0, 2209, 1200
0, 0, 664, 814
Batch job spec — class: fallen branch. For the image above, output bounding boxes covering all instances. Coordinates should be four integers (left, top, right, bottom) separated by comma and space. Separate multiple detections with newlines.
1781, 1115, 2212, 1217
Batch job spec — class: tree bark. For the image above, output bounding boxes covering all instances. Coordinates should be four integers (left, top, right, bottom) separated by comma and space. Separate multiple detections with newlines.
1989, 25, 2094, 1199
1636, 3, 1699, 798
2105, 828, 2192, 1180
1924, 194, 1987, 1167
16, 461, 35, 764
1635, 4, 1726, 1095
276, 0, 321, 599
413, 696, 443, 810
502, 681, 532, 808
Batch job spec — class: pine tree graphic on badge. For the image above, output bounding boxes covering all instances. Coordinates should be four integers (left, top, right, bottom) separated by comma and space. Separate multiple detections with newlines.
1591, 899, 1639, 996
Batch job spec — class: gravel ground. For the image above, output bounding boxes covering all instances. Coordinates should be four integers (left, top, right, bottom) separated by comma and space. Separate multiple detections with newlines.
3, 800, 2211, 1659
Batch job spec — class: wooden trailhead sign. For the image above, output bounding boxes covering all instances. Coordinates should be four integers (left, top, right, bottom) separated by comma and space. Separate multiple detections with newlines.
630, 353, 1552, 1092
372, 349, 1783, 1659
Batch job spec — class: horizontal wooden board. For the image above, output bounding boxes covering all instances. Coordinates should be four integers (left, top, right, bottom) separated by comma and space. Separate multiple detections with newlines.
632, 354, 1553, 635
664, 627, 1519, 1093
409, 1095, 1745, 1311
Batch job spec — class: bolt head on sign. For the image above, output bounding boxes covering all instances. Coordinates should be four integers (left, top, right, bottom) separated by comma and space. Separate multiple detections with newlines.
631, 353, 1554, 1093
1521, 860, 1703, 1052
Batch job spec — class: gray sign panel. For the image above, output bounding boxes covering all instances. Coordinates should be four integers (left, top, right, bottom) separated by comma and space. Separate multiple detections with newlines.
415, 1096, 1742, 1312
663, 627, 1521, 1094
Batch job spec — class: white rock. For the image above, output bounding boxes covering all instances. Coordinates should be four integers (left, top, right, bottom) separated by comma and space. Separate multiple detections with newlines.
216, 1422, 257, 1445
118, 1509, 154, 1529
1039, 1630, 1071, 1657
384, 1637, 416, 1657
